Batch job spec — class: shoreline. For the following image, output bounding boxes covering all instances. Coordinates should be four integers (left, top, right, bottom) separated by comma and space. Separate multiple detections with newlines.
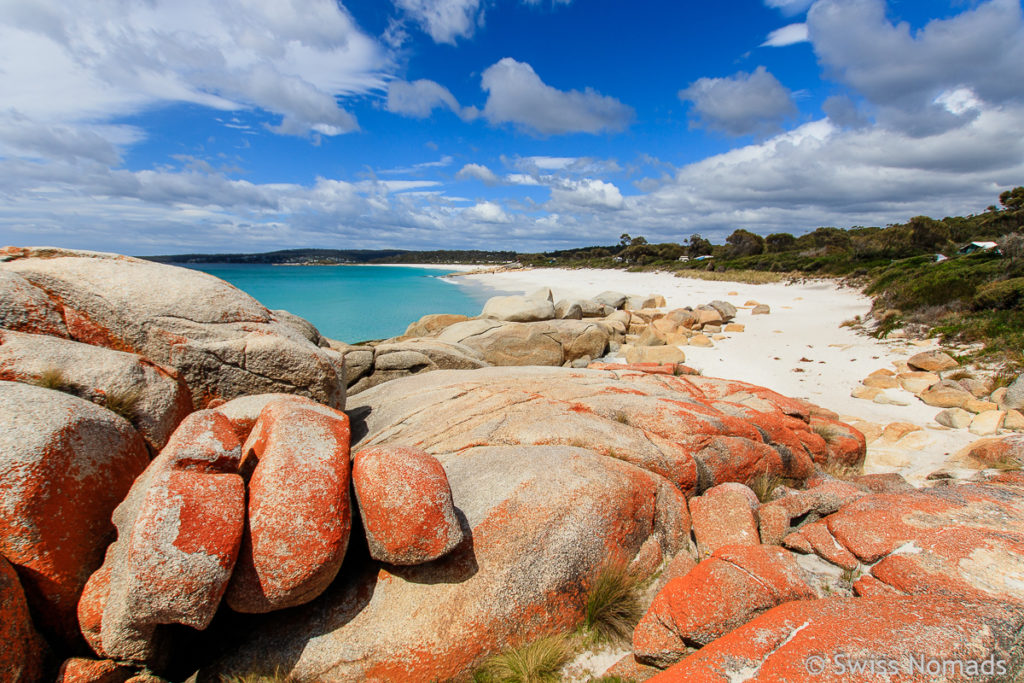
454, 266, 978, 483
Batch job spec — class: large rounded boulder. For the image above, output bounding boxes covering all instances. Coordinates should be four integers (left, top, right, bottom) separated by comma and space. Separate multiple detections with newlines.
0, 381, 149, 644
0, 247, 345, 409
0, 330, 193, 450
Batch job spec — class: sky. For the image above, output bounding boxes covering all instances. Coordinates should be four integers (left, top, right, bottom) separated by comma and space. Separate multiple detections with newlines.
1, 0, 1023, 255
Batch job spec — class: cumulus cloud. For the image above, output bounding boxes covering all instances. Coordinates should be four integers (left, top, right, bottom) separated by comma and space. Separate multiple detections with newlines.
679, 66, 797, 136
386, 79, 479, 120
456, 163, 500, 184
762, 23, 809, 47
464, 201, 511, 223
392, 0, 481, 44
0, 0, 388, 144
549, 178, 624, 211
764, 0, 816, 16
807, 0, 1024, 134
481, 58, 634, 135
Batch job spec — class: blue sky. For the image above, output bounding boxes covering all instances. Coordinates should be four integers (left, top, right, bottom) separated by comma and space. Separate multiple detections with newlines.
1, 0, 1023, 254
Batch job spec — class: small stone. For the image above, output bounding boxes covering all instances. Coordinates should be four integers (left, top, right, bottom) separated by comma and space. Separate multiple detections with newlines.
970, 410, 1006, 436
724, 323, 745, 333
1003, 375, 1024, 410
851, 385, 882, 400
689, 334, 713, 347
882, 422, 922, 442
935, 407, 973, 429
625, 345, 686, 364
964, 398, 998, 414
907, 350, 959, 372
1004, 410, 1024, 431
919, 384, 972, 408
751, 304, 771, 315
862, 376, 899, 389
897, 371, 939, 394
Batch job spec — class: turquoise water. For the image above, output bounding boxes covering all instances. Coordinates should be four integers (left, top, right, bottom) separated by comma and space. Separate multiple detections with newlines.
187, 264, 490, 343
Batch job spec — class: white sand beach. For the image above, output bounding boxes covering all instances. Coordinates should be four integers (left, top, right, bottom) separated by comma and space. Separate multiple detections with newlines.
452, 267, 982, 483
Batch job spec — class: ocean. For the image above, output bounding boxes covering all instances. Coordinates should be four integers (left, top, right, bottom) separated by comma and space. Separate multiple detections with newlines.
187, 264, 492, 343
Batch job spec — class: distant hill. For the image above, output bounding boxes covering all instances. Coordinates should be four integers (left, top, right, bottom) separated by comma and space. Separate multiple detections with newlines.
146, 248, 517, 265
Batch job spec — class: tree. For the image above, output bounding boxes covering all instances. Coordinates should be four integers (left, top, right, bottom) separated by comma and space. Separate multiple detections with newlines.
619, 233, 632, 247
765, 232, 797, 253
725, 229, 765, 258
686, 234, 712, 258
907, 216, 951, 251
999, 186, 1024, 212
630, 235, 648, 246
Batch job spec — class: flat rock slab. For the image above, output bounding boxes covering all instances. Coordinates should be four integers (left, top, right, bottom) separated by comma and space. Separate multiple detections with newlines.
651, 595, 1024, 681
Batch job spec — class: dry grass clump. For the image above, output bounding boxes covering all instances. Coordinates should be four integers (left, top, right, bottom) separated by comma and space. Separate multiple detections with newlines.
581, 560, 644, 646
103, 387, 142, 421
220, 671, 302, 683
748, 471, 785, 503
32, 367, 71, 392
821, 461, 863, 481
812, 422, 845, 444
473, 634, 573, 683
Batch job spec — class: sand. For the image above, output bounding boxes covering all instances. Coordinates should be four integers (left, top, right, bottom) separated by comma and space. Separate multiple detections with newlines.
451, 267, 983, 483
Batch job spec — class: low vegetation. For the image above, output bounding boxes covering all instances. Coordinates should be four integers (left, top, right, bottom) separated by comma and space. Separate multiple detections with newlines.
581, 560, 645, 646
32, 367, 71, 392
103, 387, 142, 421
472, 558, 647, 682
748, 470, 785, 503
473, 634, 573, 683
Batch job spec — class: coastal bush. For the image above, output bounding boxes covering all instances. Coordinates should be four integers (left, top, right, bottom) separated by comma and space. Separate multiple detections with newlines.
973, 278, 1024, 310
473, 634, 572, 683
582, 560, 644, 645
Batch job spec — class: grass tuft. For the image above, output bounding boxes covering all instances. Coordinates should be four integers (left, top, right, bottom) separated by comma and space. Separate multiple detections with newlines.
220, 671, 301, 683
821, 461, 863, 481
33, 367, 70, 392
946, 369, 976, 381
812, 422, 845, 444
473, 634, 573, 683
582, 560, 644, 646
611, 410, 631, 425
748, 471, 785, 503
104, 387, 142, 421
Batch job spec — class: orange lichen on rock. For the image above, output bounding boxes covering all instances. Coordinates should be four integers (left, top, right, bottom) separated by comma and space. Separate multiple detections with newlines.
226, 399, 351, 613
353, 446, 463, 566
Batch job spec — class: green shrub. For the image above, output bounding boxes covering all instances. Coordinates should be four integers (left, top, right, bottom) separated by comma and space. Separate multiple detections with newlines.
973, 278, 1024, 310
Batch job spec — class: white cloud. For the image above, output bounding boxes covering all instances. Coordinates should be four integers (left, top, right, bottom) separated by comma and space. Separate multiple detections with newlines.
807, 0, 1024, 134
456, 163, 500, 184
679, 66, 797, 136
549, 178, 624, 211
386, 79, 479, 121
762, 23, 809, 47
392, 0, 481, 44
0, 0, 388, 145
464, 201, 511, 223
764, 0, 816, 16
481, 58, 634, 135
